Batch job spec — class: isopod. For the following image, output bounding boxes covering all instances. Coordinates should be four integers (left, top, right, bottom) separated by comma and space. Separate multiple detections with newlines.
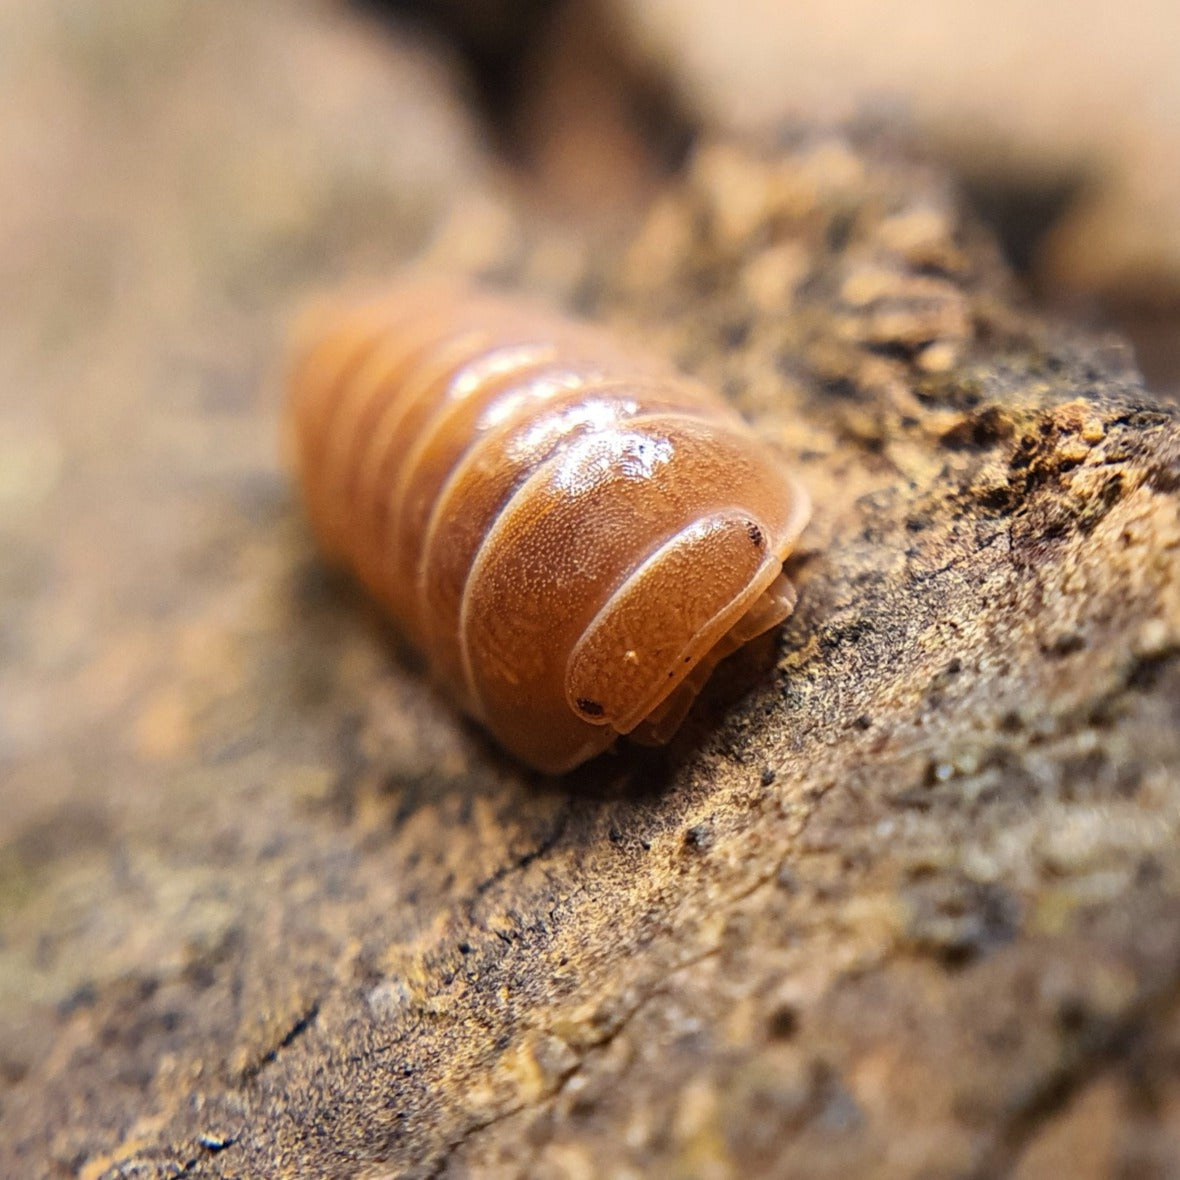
287, 281, 810, 773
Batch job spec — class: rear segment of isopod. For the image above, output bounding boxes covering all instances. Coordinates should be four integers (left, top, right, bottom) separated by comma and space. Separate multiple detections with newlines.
286, 281, 809, 773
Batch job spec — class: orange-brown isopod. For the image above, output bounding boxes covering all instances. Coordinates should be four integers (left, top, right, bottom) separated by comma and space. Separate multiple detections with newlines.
287, 281, 810, 773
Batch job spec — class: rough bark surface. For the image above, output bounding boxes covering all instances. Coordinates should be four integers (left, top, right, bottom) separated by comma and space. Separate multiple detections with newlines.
2, 4, 1180, 1179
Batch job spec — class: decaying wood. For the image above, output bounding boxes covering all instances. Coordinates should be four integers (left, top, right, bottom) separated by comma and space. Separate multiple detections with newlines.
1, 5, 1179, 1178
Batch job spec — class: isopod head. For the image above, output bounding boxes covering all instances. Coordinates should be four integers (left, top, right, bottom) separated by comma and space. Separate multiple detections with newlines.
565, 447, 809, 746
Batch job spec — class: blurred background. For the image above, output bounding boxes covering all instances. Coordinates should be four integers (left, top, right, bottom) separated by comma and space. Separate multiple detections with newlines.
0, 0, 1178, 1090
367, 0, 1180, 385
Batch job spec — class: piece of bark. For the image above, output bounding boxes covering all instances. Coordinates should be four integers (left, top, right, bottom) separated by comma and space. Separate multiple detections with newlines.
3, 10, 1180, 1180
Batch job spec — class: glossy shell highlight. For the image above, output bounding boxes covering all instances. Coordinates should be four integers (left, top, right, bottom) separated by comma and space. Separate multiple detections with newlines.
287, 281, 810, 773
